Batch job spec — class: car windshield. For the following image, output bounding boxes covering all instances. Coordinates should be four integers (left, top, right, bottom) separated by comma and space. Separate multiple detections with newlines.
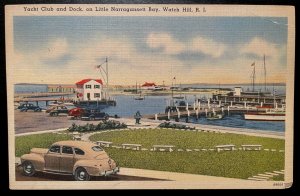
92, 146, 103, 152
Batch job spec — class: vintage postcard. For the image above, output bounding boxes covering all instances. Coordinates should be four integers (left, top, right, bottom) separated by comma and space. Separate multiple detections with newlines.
6, 4, 295, 189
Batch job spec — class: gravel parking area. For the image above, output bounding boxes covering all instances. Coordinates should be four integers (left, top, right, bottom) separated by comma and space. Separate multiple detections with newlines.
14, 110, 104, 134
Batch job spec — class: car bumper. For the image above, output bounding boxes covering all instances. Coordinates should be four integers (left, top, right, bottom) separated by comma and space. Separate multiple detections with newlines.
99, 167, 120, 176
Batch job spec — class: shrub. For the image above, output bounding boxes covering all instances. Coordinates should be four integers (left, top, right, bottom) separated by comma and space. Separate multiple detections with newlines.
68, 120, 127, 132
158, 122, 195, 130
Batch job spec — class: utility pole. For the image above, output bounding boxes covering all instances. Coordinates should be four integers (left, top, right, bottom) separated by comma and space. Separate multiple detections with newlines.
106, 57, 109, 98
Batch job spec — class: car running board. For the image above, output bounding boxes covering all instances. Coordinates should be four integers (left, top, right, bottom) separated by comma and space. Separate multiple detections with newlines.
43, 170, 73, 175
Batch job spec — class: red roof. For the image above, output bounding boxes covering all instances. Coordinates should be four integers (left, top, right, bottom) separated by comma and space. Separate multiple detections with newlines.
142, 82, 156, 87
76, 79, 103, 85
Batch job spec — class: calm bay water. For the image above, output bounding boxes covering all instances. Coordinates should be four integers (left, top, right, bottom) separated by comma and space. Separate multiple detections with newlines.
102, 94, 209, 117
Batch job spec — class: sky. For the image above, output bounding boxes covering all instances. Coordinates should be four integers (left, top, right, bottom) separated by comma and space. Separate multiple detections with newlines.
12, 16, 288, 85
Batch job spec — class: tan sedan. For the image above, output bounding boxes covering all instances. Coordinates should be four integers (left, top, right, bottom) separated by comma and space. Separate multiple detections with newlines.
20, 141, 119, 181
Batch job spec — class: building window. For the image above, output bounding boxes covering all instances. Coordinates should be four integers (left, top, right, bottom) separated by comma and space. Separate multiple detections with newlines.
94, 93, 100, 98
85, 85, 92, 89
94, 85, 100, 89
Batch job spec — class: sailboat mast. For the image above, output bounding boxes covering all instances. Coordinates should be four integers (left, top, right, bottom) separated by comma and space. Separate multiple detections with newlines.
252, 64, 256, 92
263, 54, 267, 92
136, 81, 138, 94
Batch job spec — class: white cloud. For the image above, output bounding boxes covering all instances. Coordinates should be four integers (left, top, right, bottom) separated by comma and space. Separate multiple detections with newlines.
240, 37, 279, 58
146, 33, 185, 55
190, 36, 226, 58
146, 32, 226, 58
40, 38, 69, 61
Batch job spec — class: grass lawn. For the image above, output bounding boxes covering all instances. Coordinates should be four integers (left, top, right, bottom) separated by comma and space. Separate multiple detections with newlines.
90, 129, 285, 149
15, 133, 72, 157
272, 174, 284, 181
90, 129, 285, 180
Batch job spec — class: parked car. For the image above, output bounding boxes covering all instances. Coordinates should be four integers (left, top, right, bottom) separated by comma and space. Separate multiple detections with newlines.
81, 109, 109, 121
68, 107, 85, 119
45, 105, 57, 113
46, 104, 76, 113
49, 105, 69, 116
20, 140, 119, 181
18, 103, 42, 112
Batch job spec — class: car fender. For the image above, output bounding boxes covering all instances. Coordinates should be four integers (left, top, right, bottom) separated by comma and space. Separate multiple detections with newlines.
73, 160, 101, 176
20, 153, 45, 171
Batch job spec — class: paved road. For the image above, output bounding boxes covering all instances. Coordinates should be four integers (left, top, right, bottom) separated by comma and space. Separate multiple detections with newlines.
15, 167, 166, 181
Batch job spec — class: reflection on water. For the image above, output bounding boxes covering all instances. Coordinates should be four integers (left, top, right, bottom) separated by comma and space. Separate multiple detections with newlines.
177, 114, 284, 132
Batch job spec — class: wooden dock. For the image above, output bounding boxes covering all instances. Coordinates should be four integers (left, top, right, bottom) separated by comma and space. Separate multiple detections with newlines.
14, 92, 75, 106
14, 92, 75, 99
143, 107, 268, 120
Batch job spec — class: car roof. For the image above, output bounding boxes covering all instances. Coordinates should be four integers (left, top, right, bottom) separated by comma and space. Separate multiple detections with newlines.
53, 140, 98, 151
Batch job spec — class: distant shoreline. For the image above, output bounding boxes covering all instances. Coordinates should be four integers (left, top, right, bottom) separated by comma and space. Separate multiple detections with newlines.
15, 82, 287, 86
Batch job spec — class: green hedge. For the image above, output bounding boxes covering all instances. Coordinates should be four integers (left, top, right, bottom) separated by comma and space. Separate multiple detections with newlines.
68, 120, 127, 132
158, 122, 195, 130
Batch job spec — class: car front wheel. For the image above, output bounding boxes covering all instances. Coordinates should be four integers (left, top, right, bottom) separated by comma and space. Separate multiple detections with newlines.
22, 161, 36, 176
74, 167, 90, 181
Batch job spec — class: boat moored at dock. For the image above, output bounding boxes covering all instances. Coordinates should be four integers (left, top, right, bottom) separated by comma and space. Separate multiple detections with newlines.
244, 109, 285, 121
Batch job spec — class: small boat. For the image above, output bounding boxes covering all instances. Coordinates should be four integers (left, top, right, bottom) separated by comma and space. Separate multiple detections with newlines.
134, 96, 145, 100
134, 82, 145, 100
244, 109, 285, 121
207, 113, 224, 120
173, 96, 184, 99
